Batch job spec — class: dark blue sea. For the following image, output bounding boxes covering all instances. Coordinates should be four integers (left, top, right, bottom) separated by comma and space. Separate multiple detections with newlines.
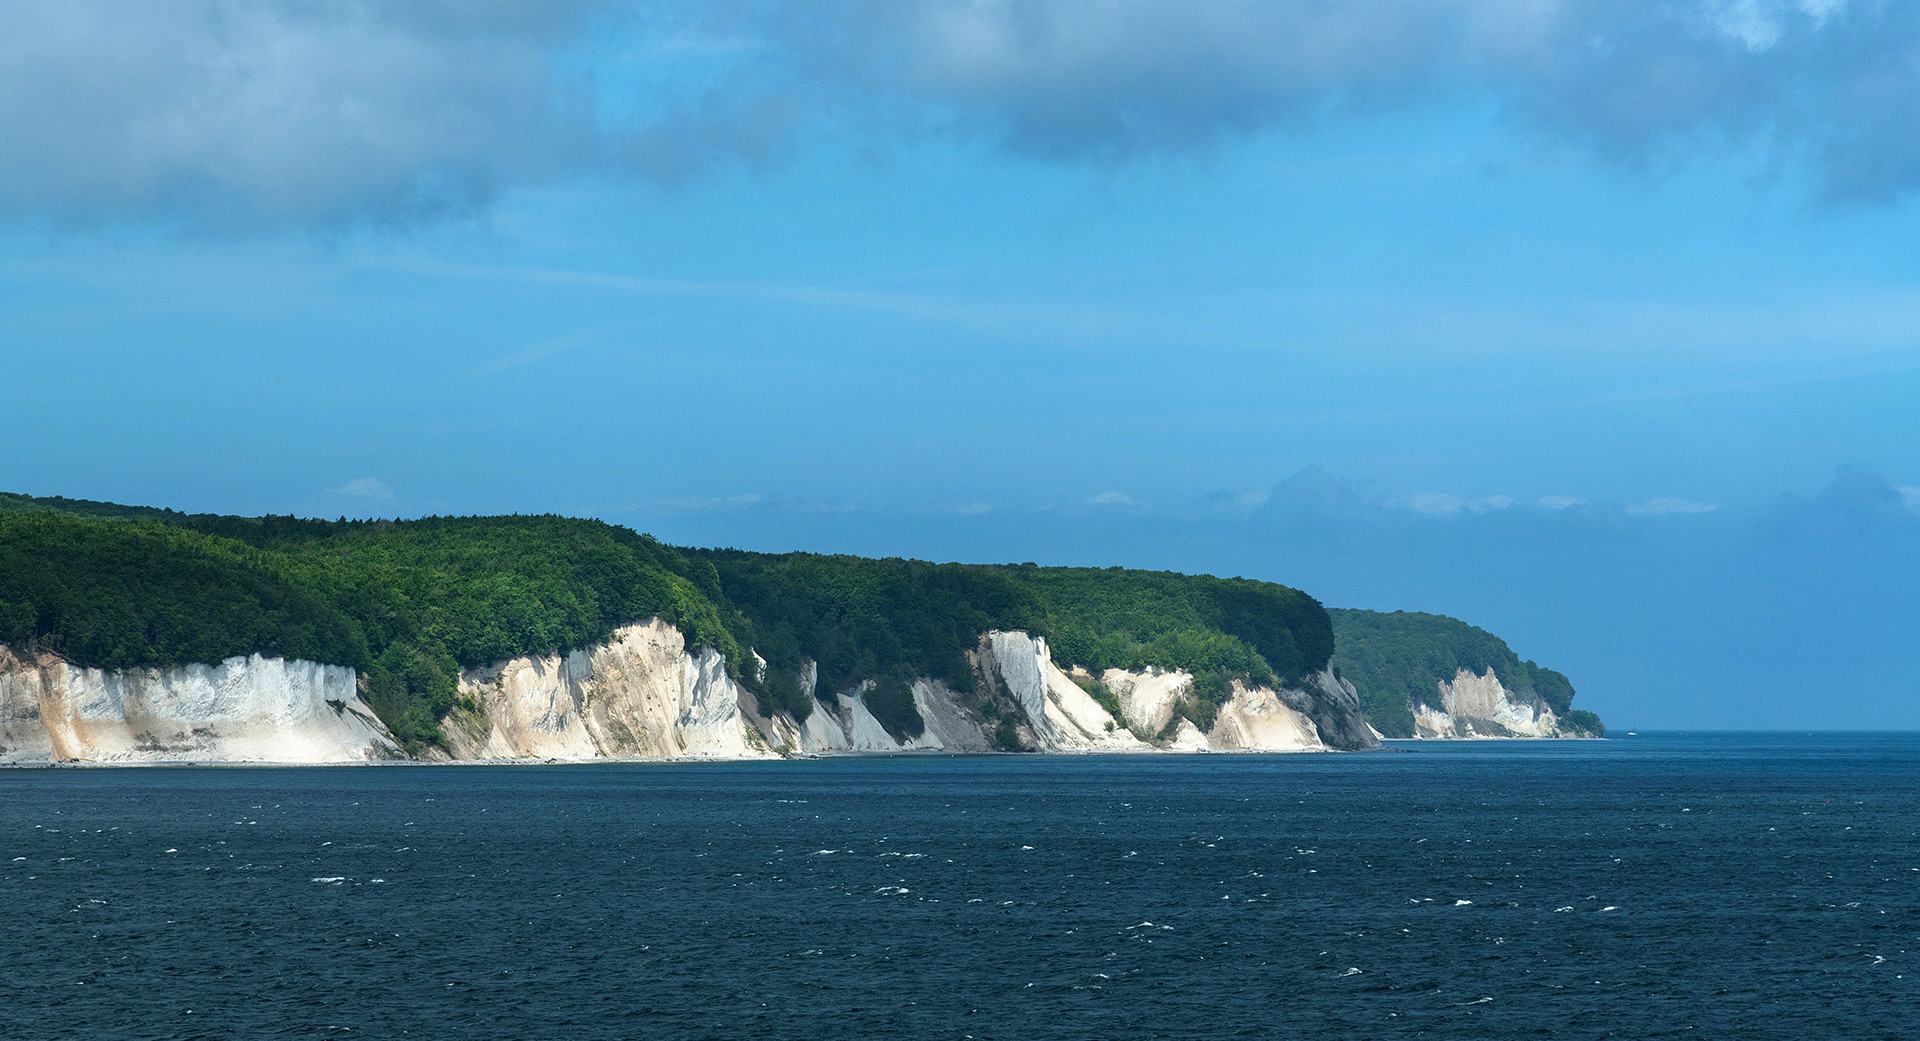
4, 733, 1916, 1039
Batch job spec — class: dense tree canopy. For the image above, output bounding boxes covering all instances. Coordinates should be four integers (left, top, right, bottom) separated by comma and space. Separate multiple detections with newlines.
696, 553, 1333, 738
1329, 608, 1586, 738
0, 502, 741, 751
0, 494, 1339, 750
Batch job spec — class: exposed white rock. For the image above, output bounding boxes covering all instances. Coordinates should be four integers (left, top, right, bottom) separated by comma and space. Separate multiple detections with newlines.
0, 648, 400, 763
984, 631, 1062, 745
827, 681, 939, 752
2, 620, 1359, 764
1100, 667, 1189, 737
1166, 718, 1211, 751
1412, 667, 1559, 738
1209, 682, 1323, 751
745, 671, 920, 754
758, 674, 999, 754
446, 618, 768, 760
981, 631, 1143, 751
911, 679, 993, 753
978, 631, 1323, 752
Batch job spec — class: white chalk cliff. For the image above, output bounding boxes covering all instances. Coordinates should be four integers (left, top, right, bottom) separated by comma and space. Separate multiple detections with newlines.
0, 646, 401, 763
1, 621, 1369, 764
440, 619, 762, 760
1410, 667, 1560, 738
970, 631, 1338, 752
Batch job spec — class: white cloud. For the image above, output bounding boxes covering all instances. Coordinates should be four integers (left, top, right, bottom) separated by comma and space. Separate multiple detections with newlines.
1708, 0, 1788, 51
1627, 497, 1720, 515
1086, 491, 1136, 506
1397, 492, 1514, 514
0, 2, 615, 230
1403, 492, 1465, 514
955, 501, 993, 515
1899, 486, 1920, 515
1537, 495, 1590, 510
651, 493, 765, 511
330, 477, 395, 499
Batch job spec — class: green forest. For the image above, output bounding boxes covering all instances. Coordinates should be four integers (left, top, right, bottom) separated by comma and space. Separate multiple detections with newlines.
698, 552, 1332, 739
0, 501, 744, 750
1329, 608, 1599, 737
0, 493, 1336, 751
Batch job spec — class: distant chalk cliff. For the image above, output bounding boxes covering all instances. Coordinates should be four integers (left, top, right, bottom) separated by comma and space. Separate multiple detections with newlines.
2, 622, 1374, 763
1331, 609, 1603, 739
0, 492, 1592, 764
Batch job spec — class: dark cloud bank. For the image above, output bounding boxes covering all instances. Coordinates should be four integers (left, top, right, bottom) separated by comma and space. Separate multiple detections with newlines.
633, 466, 1920, 731
5, 0, 1920, 229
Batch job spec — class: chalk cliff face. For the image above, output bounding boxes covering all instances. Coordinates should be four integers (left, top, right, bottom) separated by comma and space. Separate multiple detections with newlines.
1, 621, 1379, 763
965, 631, 1369, 753
1411, 667, 1559, 738
442, 619, 765, 760
0, 647, 401, 763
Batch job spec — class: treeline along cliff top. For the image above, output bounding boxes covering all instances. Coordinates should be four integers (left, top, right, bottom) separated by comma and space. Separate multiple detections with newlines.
0, 492, 1597, 750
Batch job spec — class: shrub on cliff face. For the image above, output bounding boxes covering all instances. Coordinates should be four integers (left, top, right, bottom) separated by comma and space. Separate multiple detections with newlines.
752, 667, 812, 723
1071, 674, 1124, 720
864, 670, 926, 742
991, 717, 1027, 752
1357, 683, 1418, 739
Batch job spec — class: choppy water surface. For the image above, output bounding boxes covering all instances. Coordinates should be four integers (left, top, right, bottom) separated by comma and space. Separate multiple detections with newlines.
4, 733, 1917, 1039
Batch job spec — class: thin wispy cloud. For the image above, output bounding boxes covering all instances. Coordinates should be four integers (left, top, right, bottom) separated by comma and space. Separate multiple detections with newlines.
475, 323, 636, 374
329, 477, 395, 500
389, 258, 1159, 346
1627, 497, 1721, 515
644, 493, 765, 512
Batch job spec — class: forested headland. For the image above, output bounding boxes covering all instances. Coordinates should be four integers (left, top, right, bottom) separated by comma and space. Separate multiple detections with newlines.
0, 493, 1343, 752
1330, 608, 1603, 737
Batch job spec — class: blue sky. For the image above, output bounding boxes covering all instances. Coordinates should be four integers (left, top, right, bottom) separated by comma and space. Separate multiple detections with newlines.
5, 1, 1920, 728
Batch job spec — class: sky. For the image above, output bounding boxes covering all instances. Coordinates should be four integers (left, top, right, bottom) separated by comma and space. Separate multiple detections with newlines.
5, 0, 1920, 729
